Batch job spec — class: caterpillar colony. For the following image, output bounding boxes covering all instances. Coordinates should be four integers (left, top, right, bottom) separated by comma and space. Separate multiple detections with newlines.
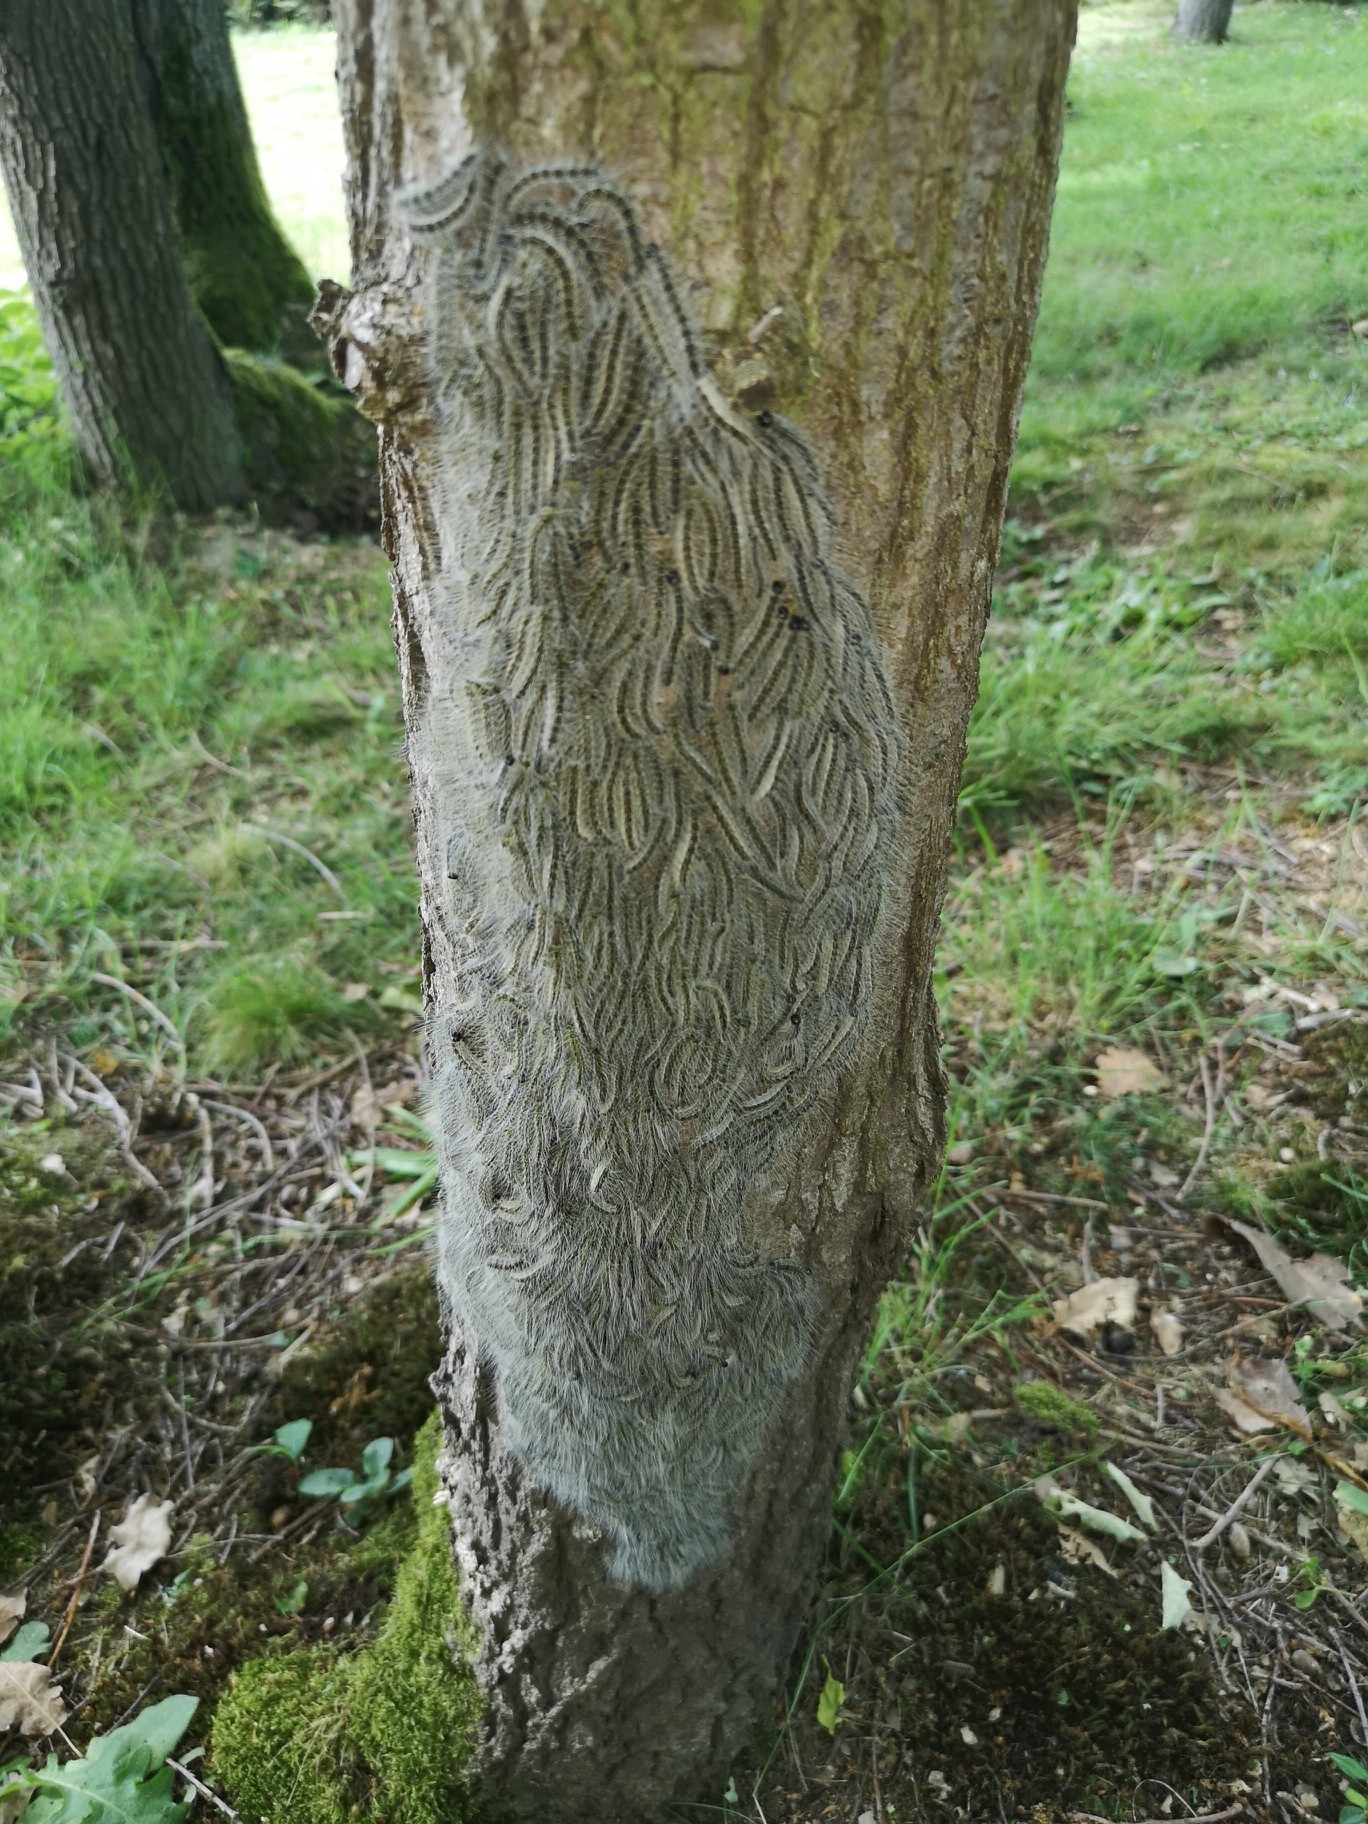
397, 152, 903, 1591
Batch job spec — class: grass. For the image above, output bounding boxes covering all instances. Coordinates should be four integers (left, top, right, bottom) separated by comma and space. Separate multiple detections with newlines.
1, 5, 1367, 1821
0, 442, 416, 1076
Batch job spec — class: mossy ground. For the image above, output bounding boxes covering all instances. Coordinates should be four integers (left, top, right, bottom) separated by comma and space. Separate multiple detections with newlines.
208, 1413, 481, 1824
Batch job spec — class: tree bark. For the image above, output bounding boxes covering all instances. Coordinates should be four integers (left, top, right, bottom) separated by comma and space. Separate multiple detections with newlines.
317, 2, 1076, 1818
131, 0, 321, 364
1174, 0, 1236, 41
0, 0, 244, 509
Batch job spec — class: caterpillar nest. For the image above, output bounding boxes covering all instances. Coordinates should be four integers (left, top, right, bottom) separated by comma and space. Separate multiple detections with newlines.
397, 151, 903, 1592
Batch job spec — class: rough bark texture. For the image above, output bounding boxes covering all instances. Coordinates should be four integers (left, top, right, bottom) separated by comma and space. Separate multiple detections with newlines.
317, 3, 1076, 1818
132, 0, 321, 362
0, 0, 244, 509
1174, 0, 1236, 40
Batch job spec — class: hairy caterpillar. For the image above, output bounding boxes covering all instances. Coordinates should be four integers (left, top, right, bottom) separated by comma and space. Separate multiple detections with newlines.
398, 151, 902, 1591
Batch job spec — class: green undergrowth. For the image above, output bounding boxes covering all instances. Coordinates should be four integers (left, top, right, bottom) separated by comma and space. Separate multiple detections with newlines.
209, 1412, 481, 1824
1017, 0, 1368, 571
965, 542, 1368, 818
0, 436, 414, 1082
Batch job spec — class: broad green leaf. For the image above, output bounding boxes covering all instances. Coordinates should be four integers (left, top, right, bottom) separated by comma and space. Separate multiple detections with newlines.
272, 1420, 311, 1463
1335, 1481, 1368, 1517
298, 1468, 356, 1498
1, 1622, 50, 1663
1330, 1752, 1368, 1782
816, 1670, 844, 1735
360, 1437, 395, 1480
273, 1579, 308, 1617
339, 1478, 386, 1507
24, 1694, 197, 1824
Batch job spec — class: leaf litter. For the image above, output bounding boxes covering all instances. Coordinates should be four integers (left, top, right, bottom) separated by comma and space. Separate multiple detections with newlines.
100, 1496, 174, 1593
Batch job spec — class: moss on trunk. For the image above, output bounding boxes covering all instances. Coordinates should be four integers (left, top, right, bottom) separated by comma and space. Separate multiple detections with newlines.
133, 0, 320, 364
226, 350, 378, 529
208, 1412, 482, 1824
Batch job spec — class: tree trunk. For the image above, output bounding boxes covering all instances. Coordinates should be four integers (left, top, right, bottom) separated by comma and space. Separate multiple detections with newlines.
0, 0, 244, 509
317, 2, 1076, 1818
131, 0, 321, 364
1174, 0, 1236, 41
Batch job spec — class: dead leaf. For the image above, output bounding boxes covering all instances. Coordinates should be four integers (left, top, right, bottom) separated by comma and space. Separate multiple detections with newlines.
0, 1661, 66, 1736
1058, 1526, 1118, 1576
1104, 1462, 1158, 1531
1150, 1310, 1183, 1356
1094, 1047, 1166, 1098
1320, 1390, 1349, 1427
1274, 1457, 1318, 1497
1243, 1081, 1282, 1113
1223, 1218, 1362, 1332
1214, 1390, 1273, 1435
101, 1494, 174, 1591
1214, 1357, 1310, 1437
0, 1592, 24, 1648
1338, 1502, 1368, 1565
1035, 1476, 1146, 1543
1160, 1562, 1193, 1630
1051, 1277, 1138, 1339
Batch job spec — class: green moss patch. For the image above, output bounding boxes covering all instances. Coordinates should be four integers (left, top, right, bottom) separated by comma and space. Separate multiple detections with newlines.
225, 352, 377, 531
209, 1412, 481, 1824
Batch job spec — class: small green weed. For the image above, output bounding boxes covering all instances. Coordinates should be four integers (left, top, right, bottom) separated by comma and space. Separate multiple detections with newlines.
299, 1435, 413, 1524
1328, 1750, 1368, 1824
0, 1694, 201, 1824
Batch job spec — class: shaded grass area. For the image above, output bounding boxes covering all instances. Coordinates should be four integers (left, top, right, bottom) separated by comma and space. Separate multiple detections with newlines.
0, 443, 416, 1081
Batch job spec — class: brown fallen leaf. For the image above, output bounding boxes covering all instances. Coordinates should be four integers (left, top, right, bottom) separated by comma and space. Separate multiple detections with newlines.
1339, 1501, 1368, 1566
1150, 1310, 1183, 1356
1051, 1277, 1138, 1339
1094, 1047, 1167, 1099
0, 1661, 66, 1737
1058, 1526, 1118, 1577
101, 1493, 174, 1592
1214, 1356, 1310, 1436
1223, 1218, 1362, 1331
0, 1590, 25, 1648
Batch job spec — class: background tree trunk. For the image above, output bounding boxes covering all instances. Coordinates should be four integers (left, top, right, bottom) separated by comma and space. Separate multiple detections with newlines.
131, 0, 322, 364
0, 0, 244, 509
1174, 0, 1236, 41
319, 3, 1076, 1818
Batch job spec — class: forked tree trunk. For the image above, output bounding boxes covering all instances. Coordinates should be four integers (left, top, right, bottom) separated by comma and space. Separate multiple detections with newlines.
1174, 0, 1236, 40
0, 0, 244, 510
318, 3, 1076, 1818
131, 0, 321, 363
